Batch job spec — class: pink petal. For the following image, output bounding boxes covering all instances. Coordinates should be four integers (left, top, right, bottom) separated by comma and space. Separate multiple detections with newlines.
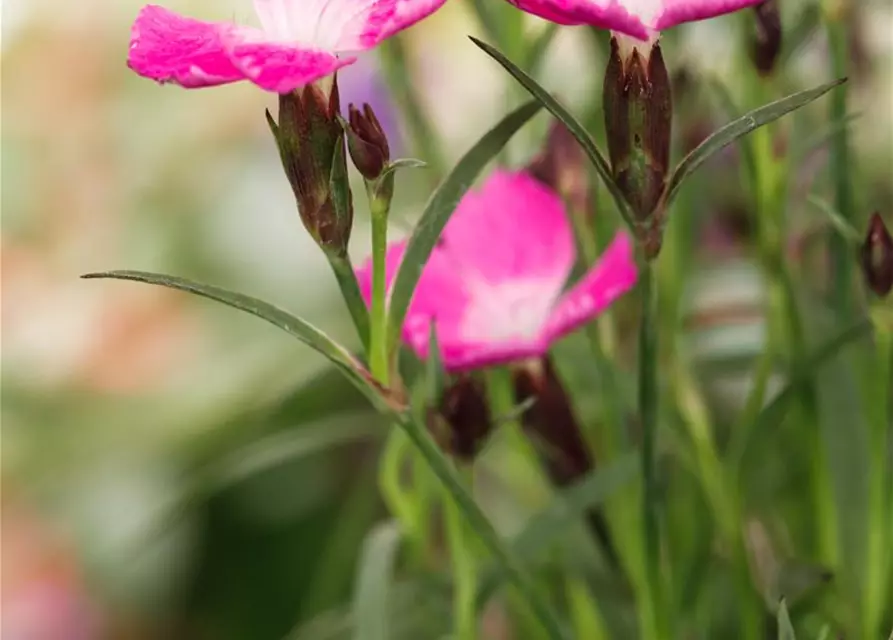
545, 232, 638, 341
128, 5, 245, 88
224, 30, 354, 93
440, 171, 574, 286
348, 0, 451, 49
502, 0, 650, 40
656, 0, 766, 30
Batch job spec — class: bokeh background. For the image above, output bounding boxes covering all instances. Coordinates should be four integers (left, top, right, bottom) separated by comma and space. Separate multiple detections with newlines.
2, 0, 892, 638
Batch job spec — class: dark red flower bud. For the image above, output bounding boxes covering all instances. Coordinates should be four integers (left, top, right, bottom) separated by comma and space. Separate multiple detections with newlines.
346, 103, 390, 181
603, 37, 672, 225
527, 121, 590, 216
861, 213, 893, 297
432, 375, 493, 462
266, 80, 353, 257
751, 0, 782, 76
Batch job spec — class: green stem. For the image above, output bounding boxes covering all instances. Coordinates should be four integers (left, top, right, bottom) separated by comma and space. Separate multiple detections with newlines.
674, 366, 761, 640
394, 411, 568, 640
444, 466, 479, 640
326, 252, 371, 353
370, 196, 390, 386
823, 5, 855, 318
638, 263, 665, 640
864, 310, 892, 639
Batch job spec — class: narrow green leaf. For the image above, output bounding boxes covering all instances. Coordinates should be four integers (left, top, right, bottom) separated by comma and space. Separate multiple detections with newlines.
426, 322, 445, 407
470, 36, 635, 231
386, 100, 541, 353
476, 453, 638, 603
777, 598, 797, 640
807, 195, 861, 243
393, 411, 570, 639
352, 520, 403, 640
82, 271, 390, 411
383, 157, 427, 176
664, 78, 847, 207
736, 317, 872, 474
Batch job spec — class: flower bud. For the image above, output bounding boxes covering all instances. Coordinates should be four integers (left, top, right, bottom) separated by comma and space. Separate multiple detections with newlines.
527, 121, 589, 216
346, 103, 390, 181
603, 36, 672, 224
433, 375, 493, 462
267, 80, 353, 257
861, 213, 893, 297
751, 0, 782, 76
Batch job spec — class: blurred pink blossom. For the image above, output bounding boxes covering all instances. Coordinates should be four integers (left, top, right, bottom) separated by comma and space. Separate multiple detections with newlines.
355, 171, 637, 372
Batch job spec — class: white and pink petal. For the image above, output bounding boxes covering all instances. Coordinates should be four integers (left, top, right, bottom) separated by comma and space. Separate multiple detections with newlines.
128, 5, 245, 88
656, 0, 766, 30
544, 232, 638, 342
224, 32, 353, 93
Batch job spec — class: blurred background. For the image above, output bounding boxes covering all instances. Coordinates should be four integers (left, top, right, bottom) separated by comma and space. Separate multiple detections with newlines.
2, 0, 891, 638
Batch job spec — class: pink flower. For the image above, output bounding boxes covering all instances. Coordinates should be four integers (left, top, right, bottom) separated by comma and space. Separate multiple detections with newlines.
355, 171, 638, 372
128, 0, 446, 93
506, 0, 765, 40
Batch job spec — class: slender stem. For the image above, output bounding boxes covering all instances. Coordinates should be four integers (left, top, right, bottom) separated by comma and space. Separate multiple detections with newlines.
444, 466, 479, 640
369, 196, 390, 386
674, 366, 761, 640
864, 310, 892, 639
326, 253, 371, 353
638, 263, 665, 640
394, 412, 569, 640
823, 4, 855, 318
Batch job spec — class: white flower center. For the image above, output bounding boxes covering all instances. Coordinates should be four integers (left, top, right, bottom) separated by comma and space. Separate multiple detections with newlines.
459, 277, 559, 346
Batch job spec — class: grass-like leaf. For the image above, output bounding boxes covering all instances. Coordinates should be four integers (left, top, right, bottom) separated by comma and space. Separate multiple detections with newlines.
470, 36, 635, 231
386, 100, 541, 353
81, 271, 391, 412
735, 317, 872, 474
476, 452, 639, 603
664, 78, 847, 207
777, 598, 797, 640
352, 520, 403, 640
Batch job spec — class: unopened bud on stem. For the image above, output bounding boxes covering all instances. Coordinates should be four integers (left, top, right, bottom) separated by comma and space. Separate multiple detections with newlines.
347, 103, 390, 182
603, 35, 672, 225
861, 212, 893, 297
266, 80, 353, 257
751, 0, 782, 76
430, 375, 493, 462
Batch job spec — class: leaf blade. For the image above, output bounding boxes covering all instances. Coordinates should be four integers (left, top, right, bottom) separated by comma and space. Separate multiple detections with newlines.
81, 270, 389, 411
386, 100, 541, 352
665, 78, 847, 206
352, 520, 403, 640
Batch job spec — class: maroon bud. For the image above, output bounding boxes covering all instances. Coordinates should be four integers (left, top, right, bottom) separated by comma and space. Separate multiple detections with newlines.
433, 375, 494, 462
266, 80, 353, 256
346, 103, 390, 181
603, 37, 672, 225
751, 0, 782, 76
527, 121, 590, 216
861, 213, 893, 297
